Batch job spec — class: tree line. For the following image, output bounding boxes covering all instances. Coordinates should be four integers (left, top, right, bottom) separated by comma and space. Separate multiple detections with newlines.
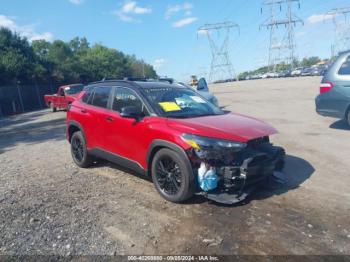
0, 27, 157, 87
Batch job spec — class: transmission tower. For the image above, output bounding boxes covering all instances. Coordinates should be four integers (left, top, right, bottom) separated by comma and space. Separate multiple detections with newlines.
197, 22, 239, 82
326, 7, 350, 57
260, 0, 303, 72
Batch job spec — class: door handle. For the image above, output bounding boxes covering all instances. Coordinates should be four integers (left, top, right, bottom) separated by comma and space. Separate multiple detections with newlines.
81, 109, 87, 113
106, 116, 114, 122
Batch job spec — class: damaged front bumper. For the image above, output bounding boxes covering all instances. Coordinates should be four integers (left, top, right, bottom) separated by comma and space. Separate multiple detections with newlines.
187, 136, 285, 204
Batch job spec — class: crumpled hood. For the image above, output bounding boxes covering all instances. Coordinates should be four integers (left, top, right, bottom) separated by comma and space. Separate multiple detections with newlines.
167, 112, 277, 142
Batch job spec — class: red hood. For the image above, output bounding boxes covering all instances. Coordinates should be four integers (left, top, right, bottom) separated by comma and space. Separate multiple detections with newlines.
166, 113, 277, 142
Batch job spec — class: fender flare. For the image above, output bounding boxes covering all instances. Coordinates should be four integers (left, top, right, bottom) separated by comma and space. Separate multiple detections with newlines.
146, 139, 194, 179
66, 120, 85, 142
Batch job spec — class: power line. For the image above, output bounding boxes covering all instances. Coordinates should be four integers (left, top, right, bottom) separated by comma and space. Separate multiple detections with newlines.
197, 21, 239, 82
326, 6, 350, 56
260, 0, 303, 71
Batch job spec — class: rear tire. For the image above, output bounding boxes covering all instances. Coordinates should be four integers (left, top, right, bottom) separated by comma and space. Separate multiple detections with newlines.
70, 131, 92, 168
347, 110, 350, 127
151, 148, 194, 203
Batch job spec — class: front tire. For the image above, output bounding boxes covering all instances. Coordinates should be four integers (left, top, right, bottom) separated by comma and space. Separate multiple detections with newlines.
70, 131, 92, 168
347, 110, 350, 127
151, 148, 194, 203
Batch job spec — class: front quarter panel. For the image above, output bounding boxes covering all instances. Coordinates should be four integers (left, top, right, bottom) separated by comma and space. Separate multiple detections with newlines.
140, 117, 190, 169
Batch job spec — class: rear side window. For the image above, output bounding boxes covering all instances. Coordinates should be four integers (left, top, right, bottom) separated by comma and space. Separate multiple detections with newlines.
91, 86, 111, 108
338, 56, 350, 75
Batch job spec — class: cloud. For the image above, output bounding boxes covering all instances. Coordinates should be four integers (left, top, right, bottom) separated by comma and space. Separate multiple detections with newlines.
153, 58, 166, 70
113, 1, 152, 23
69, 0, 84, 4
0, 15, 54, 41
307, 13, 334, 24
165, 2, 193, 19
172, 17, 197, 28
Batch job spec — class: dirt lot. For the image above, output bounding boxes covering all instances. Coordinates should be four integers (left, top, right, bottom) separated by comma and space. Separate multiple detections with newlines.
0, 76, 349, 256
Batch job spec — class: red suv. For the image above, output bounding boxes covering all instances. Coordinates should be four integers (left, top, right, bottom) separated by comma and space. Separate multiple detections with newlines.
67, 80, 285, 204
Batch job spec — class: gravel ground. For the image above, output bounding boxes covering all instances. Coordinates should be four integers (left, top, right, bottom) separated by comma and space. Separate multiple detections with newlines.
0, 76, 349, 256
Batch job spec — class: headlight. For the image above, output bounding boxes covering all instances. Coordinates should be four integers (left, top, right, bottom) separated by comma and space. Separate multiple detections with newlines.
181, 134, 246, 152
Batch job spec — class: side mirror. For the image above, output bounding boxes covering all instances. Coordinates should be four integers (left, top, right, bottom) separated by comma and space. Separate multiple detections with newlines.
120, 106, 144, 120
197, 78, 208, 91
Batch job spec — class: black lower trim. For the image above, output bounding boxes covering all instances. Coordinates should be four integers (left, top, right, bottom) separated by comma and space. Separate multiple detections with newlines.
89, 148, 146, 176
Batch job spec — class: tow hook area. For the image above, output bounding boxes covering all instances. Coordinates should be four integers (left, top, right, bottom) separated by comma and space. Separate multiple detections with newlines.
196, 168, 252, 205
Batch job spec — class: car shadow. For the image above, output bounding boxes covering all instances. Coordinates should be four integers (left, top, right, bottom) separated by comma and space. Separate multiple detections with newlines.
236, 154, 314, 205
0, 109, 50, 128
198, 154, 315, 206
329, 119, 350, 130
0, 117, 66, 152
90, 159, 152, 182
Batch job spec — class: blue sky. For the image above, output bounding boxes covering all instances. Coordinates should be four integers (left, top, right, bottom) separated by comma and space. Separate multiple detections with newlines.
1, 0, 349, 81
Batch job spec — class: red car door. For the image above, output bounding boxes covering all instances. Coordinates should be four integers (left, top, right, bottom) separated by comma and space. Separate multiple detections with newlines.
101, 86, 149, 166
75, 86, 113, 149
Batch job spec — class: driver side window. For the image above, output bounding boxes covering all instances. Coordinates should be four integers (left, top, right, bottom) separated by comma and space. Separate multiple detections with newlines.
112, 87, 147, 115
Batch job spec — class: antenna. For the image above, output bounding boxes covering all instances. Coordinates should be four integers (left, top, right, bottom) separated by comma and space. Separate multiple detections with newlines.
260, 0, 303, 72
197, 21, 239, 83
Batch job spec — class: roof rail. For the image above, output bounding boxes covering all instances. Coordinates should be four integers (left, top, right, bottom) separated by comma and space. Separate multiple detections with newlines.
87, 77, 175, 86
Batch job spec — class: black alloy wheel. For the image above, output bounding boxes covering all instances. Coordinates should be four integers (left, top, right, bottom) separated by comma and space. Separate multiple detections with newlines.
151, 148, 194, 203
155, 156, 182, 195
72, 136, 84, 163
70, 131, 92, 168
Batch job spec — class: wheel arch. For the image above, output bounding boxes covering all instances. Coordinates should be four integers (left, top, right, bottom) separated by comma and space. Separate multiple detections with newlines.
67, 121, 85, 143
146, 139, 193, 177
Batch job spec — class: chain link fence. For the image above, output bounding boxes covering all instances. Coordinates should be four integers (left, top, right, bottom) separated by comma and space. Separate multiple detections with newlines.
0, 84, 56, 117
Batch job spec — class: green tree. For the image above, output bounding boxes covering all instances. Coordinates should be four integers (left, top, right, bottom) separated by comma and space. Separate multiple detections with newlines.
79, 44, 128, 82
0, 28, 157, 86
300, 56, 321, 67
0, 27, 35, 84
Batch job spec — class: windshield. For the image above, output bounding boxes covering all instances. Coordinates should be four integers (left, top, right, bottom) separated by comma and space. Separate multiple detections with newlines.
142, 87, 223, 118
64, 85, 84, 95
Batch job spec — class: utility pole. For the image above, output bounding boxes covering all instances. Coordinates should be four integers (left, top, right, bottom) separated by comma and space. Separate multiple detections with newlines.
197, 22, 239, 83
326, 6, 350, 57
260, 0, 303, 72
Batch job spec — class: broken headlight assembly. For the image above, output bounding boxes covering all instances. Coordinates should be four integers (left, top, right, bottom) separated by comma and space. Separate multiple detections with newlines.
181, 134, 249, 195
181, 133, 247, 166
181, 133, 285, 205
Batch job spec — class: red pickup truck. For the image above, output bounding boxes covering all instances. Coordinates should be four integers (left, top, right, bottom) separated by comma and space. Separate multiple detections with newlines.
44, 84, 84, 112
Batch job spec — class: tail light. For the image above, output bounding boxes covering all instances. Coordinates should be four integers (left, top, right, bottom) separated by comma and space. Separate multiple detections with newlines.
320, 82, 334, 94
